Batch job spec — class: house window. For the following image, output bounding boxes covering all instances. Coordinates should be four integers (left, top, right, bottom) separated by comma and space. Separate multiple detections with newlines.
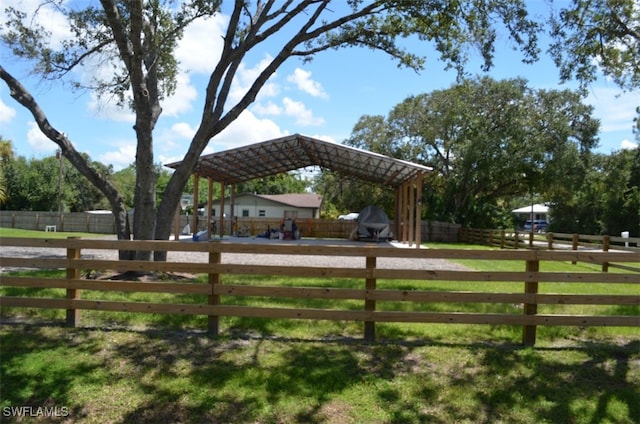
258, 210, 266, 217
242, 209, 250, 217
284, 210, 298, 218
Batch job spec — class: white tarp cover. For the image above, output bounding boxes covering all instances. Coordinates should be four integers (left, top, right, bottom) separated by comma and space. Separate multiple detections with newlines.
357, 205, 392, 242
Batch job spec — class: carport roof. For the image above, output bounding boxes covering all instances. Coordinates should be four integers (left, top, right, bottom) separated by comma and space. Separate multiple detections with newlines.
165, 134, 432, 187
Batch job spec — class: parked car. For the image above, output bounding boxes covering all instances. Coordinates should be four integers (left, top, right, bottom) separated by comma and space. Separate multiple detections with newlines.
524, 220, 548, 232
338, 212, 359, 221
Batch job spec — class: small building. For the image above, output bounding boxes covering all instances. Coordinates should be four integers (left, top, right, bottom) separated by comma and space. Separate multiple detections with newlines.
205, 192, 323, 219
511, 203, 549, 222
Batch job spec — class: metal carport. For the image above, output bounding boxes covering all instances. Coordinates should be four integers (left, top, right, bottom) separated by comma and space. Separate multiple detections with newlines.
165, 133, 432, 246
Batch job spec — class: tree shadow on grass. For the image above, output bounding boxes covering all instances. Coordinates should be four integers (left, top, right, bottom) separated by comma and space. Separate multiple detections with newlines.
1, 322, 638, 423
466, 339, 640, 424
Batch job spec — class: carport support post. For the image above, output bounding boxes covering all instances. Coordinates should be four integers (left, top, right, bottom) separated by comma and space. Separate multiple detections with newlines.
208, 250, 221, 336
207, 177, 213, 239
394, 187, 402, 241
219, 181, 225, 238
415, 173, 423, 247
522, 258, 539, 346
192, 174, 199, 234
65, 237, 81, 327
364, 256, 377, 343
401, 180, 409, 243
408, 179, 415, 246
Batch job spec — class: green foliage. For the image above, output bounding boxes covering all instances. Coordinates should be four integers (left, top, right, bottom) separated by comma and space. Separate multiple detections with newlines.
327, 77, 600, 229
550, 149, 640, 236
235, 171, 309, 195
313, 170, 394, 218
1, 151, 113, 212
549, 0, 640, 91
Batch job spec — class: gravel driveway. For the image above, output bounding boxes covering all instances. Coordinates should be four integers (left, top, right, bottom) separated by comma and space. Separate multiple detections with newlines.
0, 237, 470, 272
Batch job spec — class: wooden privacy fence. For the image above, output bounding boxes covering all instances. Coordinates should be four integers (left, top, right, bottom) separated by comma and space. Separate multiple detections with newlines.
1, 210, 462, 242
1, 237, 638, 346
0, 211, 117, 234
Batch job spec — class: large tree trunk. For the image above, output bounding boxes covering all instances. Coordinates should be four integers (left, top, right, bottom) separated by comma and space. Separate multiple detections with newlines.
132, 117, 157, 261
102, 0, 163, 261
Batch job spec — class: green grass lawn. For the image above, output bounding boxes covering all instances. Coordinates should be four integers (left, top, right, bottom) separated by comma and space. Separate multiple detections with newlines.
1, 234, 639, 423
1, 323, 638, 423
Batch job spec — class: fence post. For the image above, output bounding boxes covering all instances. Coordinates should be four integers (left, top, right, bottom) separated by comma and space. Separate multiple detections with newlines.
547, 232, 554, 250
514, 232, 519, 249
66, 237, 81, 327
572, 234, 579, 264
522, 258, 539, 346
602, 235, 610, 272
208, 249, 221, 336
364, 256, 377, 343
500, 229, 505, 249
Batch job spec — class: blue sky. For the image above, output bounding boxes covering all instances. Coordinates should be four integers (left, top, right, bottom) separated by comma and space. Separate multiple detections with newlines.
1, 0, 638, 172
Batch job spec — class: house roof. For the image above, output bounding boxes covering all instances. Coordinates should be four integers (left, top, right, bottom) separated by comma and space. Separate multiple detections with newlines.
512, 204, 549, 214
165, 134, 432, 187
259, 193, 322, 209
207, 192, 323, 209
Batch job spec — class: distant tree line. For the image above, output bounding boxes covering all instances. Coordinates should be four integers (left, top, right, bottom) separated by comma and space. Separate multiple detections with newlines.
2, 77, 638, 237
0, 138, 309, 214
313, 77, 639, 236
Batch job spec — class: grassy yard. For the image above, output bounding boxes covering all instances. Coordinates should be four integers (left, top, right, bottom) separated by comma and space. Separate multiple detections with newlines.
0, 227, 111, 239
1, 233, 639, 423
1, 323, 638, 423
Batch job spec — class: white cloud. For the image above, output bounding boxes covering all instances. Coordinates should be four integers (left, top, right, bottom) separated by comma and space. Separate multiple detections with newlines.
155, 122, 197, 163
175, 14, 228, 74
286, 68, 328, 99
0, 0, 72, 48
170, 122, 197, 140
98, 143, 137, 171
282, 97, 324, 126
252, 101, 283, 116
306, 134, 337, 143
86, 92, 135, 123
26, 121, 56, 154
620, 139, 638, 150
210, 110, 287, 150
229, 55, 280, 104
0, 97, 15, 123
155, 110, 287, 167
162, 73, 198, 117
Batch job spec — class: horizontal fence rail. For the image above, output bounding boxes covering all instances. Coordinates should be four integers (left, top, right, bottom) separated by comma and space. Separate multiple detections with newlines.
460, 228, 640, 273
1, 237, 638, 346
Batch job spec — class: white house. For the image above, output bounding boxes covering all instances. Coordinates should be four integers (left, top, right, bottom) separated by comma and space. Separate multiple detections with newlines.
511, 203, 549, 222
204, 192, 323, 219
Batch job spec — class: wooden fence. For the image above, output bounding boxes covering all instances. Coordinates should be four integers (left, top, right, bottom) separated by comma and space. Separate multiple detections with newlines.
0, 210, 461, 242
0, 211, 117, 234
460, 228, 640, 272
1, 237, 637, 346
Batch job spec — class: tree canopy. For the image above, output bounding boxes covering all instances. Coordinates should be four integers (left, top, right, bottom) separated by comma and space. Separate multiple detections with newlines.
322, 77, 601, 228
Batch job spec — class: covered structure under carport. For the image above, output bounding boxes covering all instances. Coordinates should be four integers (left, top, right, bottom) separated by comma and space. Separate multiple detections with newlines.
165, 133, 432, 247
